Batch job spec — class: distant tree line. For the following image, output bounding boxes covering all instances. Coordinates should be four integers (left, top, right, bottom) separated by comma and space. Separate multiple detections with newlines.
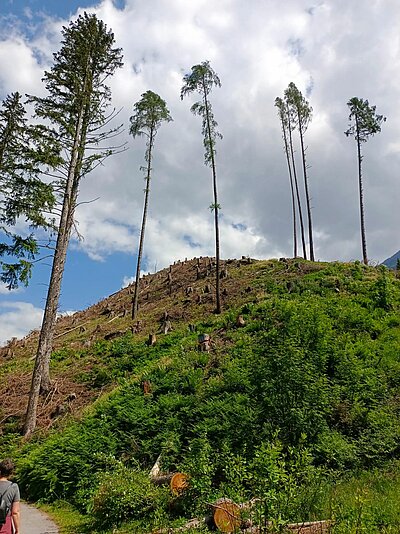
0, 12, 386, 435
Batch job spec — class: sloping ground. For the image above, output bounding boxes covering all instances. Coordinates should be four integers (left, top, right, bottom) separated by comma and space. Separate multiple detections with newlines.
383, 249, 400, 269
2, 258, 400, 532
0, 256, 301, 431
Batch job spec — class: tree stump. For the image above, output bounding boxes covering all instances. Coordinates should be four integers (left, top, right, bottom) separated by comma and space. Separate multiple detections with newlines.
147, 333, 157, 346
198, 333, 211, 352
132, 320, 142, 334
212, 498, 241, 533
162, 320, 172, 334
220, 268, 228, 279
142, 380, 152, 395
236, 315, 245, 327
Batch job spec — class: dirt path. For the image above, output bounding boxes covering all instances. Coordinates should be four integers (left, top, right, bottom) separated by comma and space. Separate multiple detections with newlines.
20, 502, 59, 533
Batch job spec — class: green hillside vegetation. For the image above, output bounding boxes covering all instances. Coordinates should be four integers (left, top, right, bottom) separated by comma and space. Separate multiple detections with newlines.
1, 259, 400, 532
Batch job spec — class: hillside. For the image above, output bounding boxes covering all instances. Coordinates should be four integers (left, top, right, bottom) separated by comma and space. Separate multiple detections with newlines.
0, 256, 272, 429
383, 250, 400, 269
1, 257, 400, 533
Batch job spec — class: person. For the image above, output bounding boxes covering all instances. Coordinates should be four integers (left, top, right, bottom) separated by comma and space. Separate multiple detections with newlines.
0, 459, 20, 534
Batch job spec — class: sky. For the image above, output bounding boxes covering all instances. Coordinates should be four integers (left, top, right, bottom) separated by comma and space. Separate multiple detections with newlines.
0, 0, 399, 344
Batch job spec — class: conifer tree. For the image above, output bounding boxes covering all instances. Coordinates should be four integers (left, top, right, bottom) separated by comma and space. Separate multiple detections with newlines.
345, 97, 386, 265
24, 13, 123, 437
0, 92, 56, 289
275, 96, 297, 258
130, 90, 172, 320
285, 82, 314, 260
283, 88, 307, 259
181, 61, 223, 313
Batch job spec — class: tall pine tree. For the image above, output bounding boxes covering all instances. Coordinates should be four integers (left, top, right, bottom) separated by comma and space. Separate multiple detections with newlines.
181, 61, 223, 313
285, 82, 314, 260
345, 97, 386, 265
275, 96, 297, 258
24, 13, 123, 437
130, 90, 172, 320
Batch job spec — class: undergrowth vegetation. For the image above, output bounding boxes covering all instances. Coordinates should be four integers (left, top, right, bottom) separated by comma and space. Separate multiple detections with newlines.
2, 261, 400, 532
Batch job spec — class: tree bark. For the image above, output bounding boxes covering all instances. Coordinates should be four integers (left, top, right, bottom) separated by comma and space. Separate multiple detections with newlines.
287, 107, 307, 259
132, 129, 154, 319
356, 116, 368, 265
298, 119, 315, 261
23, 90, 87, 438
282, 119, 297, 258
203, 81, 221, 314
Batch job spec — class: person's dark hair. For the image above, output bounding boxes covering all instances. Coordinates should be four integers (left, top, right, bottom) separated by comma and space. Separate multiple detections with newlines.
0, 459, 15, 478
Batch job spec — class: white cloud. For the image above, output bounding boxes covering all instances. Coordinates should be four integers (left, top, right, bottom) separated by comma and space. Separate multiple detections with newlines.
1, 0, 399, 284
0, 283, 22, 295
0, 301, 43, 345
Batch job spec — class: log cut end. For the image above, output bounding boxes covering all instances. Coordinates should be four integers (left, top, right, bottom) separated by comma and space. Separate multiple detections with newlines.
213, 498, 241, 533
170, 472, 189, 495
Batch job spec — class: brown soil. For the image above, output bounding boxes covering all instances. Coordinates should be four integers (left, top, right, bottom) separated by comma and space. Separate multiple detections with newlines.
0, 256, 326, 435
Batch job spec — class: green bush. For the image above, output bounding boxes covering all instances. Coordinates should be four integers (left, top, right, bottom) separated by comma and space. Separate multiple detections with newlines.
90, 464, 165, 528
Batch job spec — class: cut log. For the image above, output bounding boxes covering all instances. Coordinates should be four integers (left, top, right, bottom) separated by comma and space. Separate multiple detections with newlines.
149, 454, 162, 479
170, 472, 189, 495
285, 520, 332, 533
211, 498, 241, 533
152, 473, 174, 486
149, 455, 189, 494
152, 517, 204, 533
151, 472, 189, 493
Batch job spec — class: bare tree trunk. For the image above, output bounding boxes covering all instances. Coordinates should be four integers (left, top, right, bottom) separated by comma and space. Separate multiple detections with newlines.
132, 129, 154, 319
356, 118, 368, 265
298, 121, 315, 261
287, 108, 307, 259
23, 106, 85, 438
203, 88, 221, 314
282, 122, 297, 258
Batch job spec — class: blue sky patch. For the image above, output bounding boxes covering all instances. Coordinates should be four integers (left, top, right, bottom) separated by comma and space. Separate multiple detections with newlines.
183, 235, 201, 248
232, 222, 247, 232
